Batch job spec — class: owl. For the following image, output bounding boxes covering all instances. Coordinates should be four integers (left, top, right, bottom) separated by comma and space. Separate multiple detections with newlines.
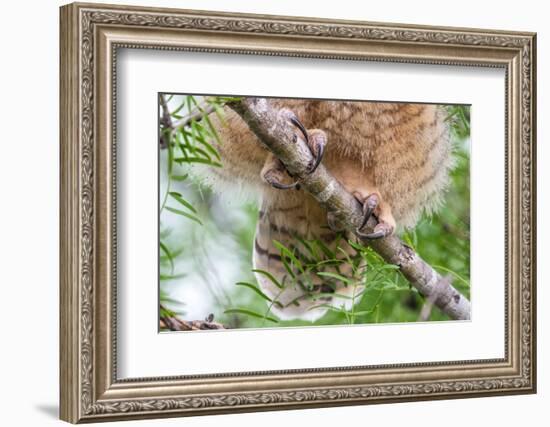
205, 98, 453, 321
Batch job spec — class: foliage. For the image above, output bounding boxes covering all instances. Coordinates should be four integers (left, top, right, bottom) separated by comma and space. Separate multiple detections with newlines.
159, 98, 470, 328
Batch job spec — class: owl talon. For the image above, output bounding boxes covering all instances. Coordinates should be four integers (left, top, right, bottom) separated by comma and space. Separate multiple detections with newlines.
263, 169, 300, 190
355, 193, 380, 230
356, 221, 394, 240
306, 130, 327, 174
270, 180, 300, 190
289, 116, 309, 144
285, 110, 326, 175
354, 192, 394, 239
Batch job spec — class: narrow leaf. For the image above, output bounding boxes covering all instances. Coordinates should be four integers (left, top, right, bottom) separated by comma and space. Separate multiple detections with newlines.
165, 206, 203, 225
224, 308, 278, 323
169, 192, 197, 213
272, 240, 305, 274
160, 272, 186, 280
159, 241, 174, 274
236, 282, 282, 308
251, 269, 283, 289
317, 271, 355, 284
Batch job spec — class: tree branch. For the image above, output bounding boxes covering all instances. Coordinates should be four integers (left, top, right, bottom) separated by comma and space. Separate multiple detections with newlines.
171, 102, 216, 130
229, 98, 471, 321
159, 95, 216, 149
160, 308, 227, 331
159, 94, 172, 149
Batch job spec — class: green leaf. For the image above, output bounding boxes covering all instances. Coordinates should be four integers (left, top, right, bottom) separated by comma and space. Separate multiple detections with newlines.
190, 146, 214, 162
198, 104, 222, 145
165, 206, 203, 225
251, 269, 283, 289
179, 128, 195, 157
224, 308, 278, 323
171, 174, 188, 181
160, 272, 186, 280
293, 236, 320, 262
186, 95, 194, 116
185, 123, 221, 161
272, 240, 305, 274
432, 265, 470, 288
160, 305, 177, 318
236, 282, 283, 308
171, 99, 187, 116
336, 247, 352, 264
217, 96, 242, 103
168, 192, 197, 213
159, 241, 174, 274
160, 246, 183, 261
174, 157, 222, 167
304, 292, 354, 301
316, 271, 355, 285
314, 259, 345, 267
315, 238, 336, 259
210, 101, 227, 124
280, 256, 296, 280
194, 133, 221, 161
159, 294, 185, 307
166, 132, 174, 175
307, 303, 346, 313
352, 309, 377, 316
190, 121, 204, 155
347, 240, 367, 252
377, 264, 401, 271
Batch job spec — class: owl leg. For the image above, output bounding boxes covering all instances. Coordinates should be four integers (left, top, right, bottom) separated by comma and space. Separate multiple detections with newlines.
353, 192, 396, 239
261, 152, 299, 190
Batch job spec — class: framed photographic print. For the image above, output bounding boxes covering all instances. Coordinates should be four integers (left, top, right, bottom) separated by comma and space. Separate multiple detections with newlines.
59, 2, 537, 423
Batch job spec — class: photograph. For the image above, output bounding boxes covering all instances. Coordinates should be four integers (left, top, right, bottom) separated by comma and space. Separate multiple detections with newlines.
158, 95, 471, 331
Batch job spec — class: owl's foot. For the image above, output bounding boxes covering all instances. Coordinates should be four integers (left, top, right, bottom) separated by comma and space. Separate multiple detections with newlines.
353, 192, 396, 240
281, 109, 326, 175
261, 152, 300, 190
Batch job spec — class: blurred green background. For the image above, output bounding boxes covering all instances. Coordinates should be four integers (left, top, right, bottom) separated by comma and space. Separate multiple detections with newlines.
159, 95, 470, 330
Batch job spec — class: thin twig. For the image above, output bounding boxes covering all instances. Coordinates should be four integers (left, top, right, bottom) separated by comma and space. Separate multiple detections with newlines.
229, 97, 471, 321
171, 102, 216, 130
160, 308, 227, 331
159, 97, 216, 149
159, 94, 173, 149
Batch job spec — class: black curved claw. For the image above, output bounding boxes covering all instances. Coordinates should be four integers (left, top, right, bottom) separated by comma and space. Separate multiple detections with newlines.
356, 229, 386, 240
355, 194, 380, 231
308, 141, 325, 174
289, 114, 325, 175
289, 116, 309, 144
270, 180, 300, 190
356, 221, 392, 240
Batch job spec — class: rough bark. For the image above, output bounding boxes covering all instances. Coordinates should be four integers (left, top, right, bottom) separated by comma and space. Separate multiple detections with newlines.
230, 98, 471, 321
160, 314, 227, 331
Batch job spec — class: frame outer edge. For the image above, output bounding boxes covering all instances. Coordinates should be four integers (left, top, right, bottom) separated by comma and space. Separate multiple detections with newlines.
529, 33, 537, 393
59, 2, 537, 422
60, 3, 81, 424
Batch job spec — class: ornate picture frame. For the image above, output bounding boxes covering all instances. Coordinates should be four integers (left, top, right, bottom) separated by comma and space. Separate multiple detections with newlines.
60, 2, 536, 423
